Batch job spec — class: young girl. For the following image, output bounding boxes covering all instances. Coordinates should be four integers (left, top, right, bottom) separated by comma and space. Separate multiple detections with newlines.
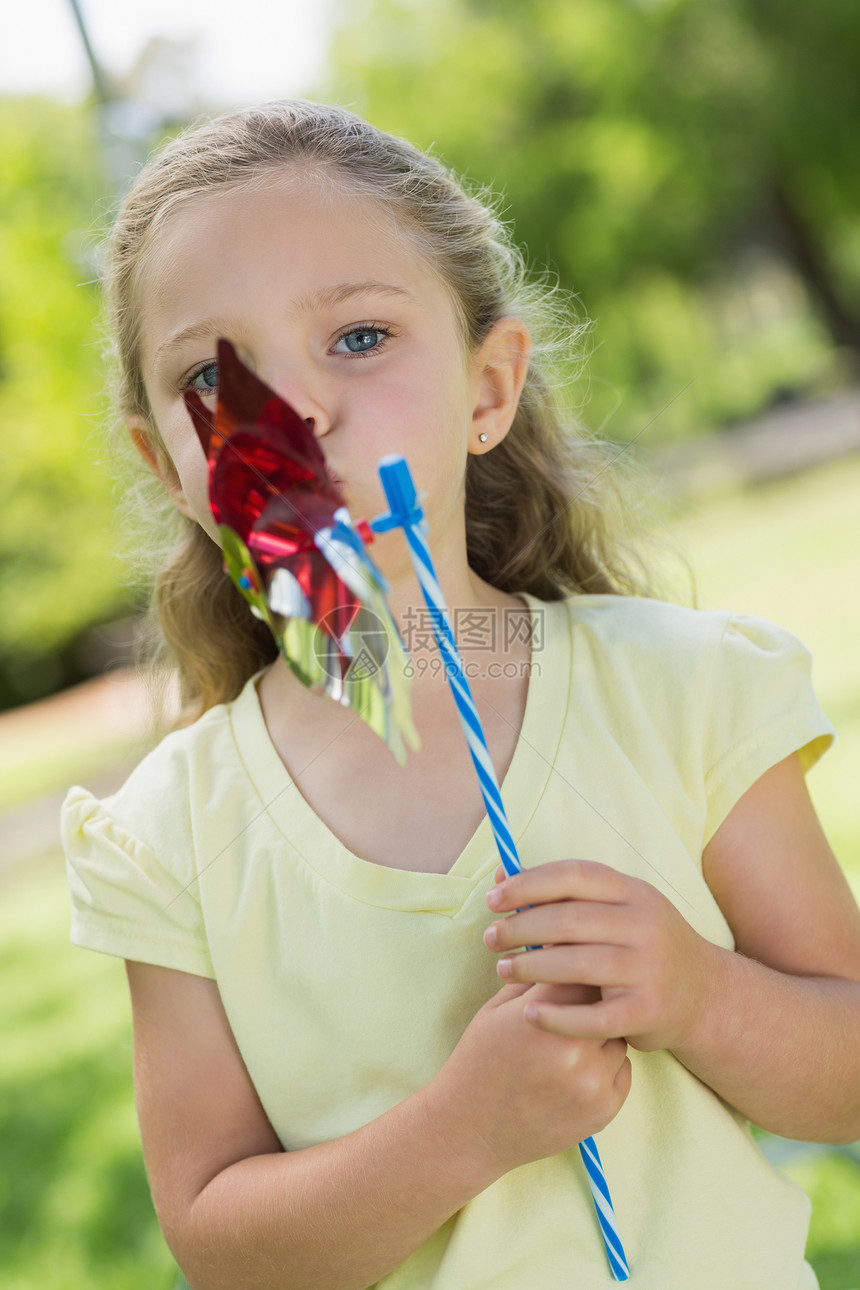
62, 100, 860, 1290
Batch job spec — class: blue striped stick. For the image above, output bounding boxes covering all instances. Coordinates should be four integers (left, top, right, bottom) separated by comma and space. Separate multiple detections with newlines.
371, 455, 629, 1282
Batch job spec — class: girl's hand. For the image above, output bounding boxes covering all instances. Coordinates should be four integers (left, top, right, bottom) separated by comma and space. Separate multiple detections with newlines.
484, 859, 714, 1054
427, 979, 631, 1178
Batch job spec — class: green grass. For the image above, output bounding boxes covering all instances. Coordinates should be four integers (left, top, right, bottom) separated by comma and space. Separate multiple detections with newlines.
0, 857, 182, 1290
791, 1152, 860, 1286
2, 454, 860, 1287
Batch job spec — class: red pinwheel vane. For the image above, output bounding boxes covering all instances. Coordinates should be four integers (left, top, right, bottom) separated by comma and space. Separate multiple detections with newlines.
184, 339, 418, 764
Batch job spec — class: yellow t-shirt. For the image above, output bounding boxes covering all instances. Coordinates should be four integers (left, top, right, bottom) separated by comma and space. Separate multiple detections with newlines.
62, 594, 834, 1289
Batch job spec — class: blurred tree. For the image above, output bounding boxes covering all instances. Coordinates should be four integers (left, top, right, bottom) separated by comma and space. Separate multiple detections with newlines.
0, 97, 130, 708
325, 0, 860, 441
736, 0, 860, 351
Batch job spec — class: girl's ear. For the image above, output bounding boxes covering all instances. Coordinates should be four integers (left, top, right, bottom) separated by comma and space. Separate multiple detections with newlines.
469, 317, 531, 453
127, 415, 163, 475
127, 415, 195, 520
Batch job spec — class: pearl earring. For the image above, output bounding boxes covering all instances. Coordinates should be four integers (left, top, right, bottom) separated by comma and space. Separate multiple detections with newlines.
478, 433, 488, 443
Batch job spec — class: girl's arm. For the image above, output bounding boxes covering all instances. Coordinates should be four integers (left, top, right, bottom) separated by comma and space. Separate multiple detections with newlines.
484, 752, 860, 1144
684, 749, 860, 1141
126, 959, 629, 1290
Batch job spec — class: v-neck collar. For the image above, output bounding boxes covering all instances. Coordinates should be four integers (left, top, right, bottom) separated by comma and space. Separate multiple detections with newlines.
228, 594, 572, 912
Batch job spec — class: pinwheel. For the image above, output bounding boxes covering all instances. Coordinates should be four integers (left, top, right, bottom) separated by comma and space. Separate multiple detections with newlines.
184, 338, 418, 765
186, 342, 628, 1280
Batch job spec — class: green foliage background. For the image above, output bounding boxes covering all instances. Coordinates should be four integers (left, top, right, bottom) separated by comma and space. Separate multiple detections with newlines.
325, 0, 860, 440
0, 98, 125, 707
1, 0, 859, 711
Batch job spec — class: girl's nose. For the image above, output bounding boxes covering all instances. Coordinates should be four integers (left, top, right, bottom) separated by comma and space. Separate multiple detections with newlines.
293, 406, 330, 438
269, 376, 331, 438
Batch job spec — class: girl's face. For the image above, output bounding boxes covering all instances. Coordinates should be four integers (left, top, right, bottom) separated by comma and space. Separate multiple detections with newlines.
132, 172, 527, 555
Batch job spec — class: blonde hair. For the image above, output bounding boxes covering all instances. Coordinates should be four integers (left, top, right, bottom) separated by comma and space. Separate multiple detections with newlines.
106, 99, 655, 716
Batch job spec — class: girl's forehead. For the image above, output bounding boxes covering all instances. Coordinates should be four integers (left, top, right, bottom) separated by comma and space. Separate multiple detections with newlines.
137, 172, 445, 313
150, 174, 415, 271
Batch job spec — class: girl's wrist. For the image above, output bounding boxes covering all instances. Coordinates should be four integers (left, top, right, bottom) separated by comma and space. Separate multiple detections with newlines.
415, 1079, 506, 1199
668, 935, 734, 1067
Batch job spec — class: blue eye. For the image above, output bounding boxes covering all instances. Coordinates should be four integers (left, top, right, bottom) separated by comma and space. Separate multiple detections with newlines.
185, 361, 218, 392
333, 326, 389, 355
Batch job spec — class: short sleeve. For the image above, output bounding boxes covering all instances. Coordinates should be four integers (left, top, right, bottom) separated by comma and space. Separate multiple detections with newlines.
702, 613, 835, 846
62, 786, 215, 978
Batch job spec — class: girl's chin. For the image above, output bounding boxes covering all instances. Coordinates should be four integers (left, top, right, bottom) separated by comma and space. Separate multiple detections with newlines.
336, 482, 383, 525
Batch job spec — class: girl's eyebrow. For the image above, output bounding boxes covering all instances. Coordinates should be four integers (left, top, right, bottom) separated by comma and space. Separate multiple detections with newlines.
152, 282, 415, 371
153, 317, 238, 369
289, 280, 417, 316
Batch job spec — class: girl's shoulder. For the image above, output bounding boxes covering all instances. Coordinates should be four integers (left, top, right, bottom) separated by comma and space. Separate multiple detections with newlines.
559, 590, 825, 727
539, 593, 832, 856
558, 592, 812, 676
62, 673, 261, 867
562, 591, 728, 649
61, 673, 267, 976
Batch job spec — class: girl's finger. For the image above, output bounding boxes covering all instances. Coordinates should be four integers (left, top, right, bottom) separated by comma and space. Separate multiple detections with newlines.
495, 944, 634, 988
524, 994, 633, 1042
485, 900, 627, 954
527, 981, 601, 1007
487, 858, 633, 913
